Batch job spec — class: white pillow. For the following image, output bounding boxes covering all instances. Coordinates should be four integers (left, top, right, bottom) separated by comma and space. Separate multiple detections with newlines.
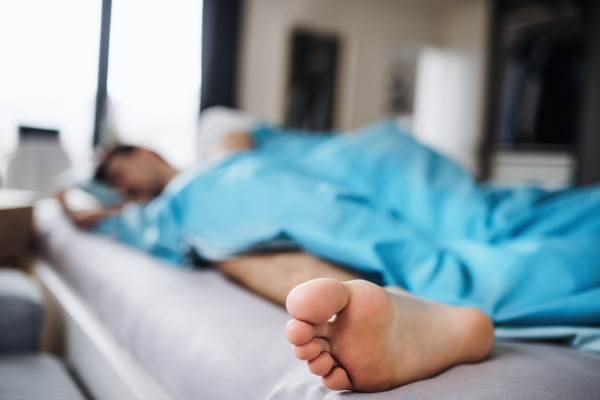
197, 106, 259, 161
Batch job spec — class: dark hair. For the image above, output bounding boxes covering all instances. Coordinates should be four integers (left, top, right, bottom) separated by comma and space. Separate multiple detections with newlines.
94, 145, 138, 184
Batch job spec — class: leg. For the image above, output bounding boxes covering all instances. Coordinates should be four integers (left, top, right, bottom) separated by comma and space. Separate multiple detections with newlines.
286, 278, 494, 392
217, 252, 493, 392
216, 252, 359, 306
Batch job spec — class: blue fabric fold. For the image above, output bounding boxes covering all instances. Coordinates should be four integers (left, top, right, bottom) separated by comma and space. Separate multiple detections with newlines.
95, 119, 600, 351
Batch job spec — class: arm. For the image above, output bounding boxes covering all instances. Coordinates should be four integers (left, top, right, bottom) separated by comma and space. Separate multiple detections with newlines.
57, 190, 121, 230
214, 130, 255, 154
210, 124, 334, 161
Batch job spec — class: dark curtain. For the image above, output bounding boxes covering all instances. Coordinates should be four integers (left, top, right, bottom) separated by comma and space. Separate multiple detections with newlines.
577, 0, 600, 184
200, 0, 242, 111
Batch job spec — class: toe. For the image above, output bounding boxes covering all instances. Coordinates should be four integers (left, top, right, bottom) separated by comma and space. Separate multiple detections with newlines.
285, 319, 315, 345
286, 278, 349, 324
293, 337, 330, 361
322, 367, 352, 391
307, 352, 334, 376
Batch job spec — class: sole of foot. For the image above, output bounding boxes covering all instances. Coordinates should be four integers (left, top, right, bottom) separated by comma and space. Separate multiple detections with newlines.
285, 278, 494, 392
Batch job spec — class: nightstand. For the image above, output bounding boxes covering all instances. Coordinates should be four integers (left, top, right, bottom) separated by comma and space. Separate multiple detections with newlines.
0, 188, 36, 271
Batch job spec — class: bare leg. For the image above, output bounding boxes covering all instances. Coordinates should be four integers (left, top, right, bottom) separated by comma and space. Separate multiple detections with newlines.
286, 279, 495, 392
218, 253, 494, 393
216, 252, 359, 306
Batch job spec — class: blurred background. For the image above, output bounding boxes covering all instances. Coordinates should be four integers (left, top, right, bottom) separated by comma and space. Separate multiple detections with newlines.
1, 0, 599, 198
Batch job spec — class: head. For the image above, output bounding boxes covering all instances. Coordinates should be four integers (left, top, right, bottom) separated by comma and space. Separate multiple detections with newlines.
95, 145, 177, 202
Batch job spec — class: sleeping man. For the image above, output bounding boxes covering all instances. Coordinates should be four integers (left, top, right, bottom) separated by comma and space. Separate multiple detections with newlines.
62, 118, 600, 393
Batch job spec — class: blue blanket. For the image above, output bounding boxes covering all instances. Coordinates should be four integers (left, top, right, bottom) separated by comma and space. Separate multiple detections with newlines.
98, 120, 600, 349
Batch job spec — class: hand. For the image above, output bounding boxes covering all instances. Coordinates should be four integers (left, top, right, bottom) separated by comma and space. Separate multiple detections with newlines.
56, 189, 109, 230
69, 209, 107, 230
215, 130, 255, 154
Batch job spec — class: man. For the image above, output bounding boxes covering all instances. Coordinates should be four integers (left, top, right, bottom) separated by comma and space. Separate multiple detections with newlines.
63, 119, 600, 392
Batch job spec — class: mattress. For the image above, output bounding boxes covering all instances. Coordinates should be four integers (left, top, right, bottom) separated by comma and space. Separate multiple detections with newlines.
35, 200, 600, 400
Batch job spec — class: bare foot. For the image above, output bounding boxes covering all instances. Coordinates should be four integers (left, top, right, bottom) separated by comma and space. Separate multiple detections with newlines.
285, 279, 494, 392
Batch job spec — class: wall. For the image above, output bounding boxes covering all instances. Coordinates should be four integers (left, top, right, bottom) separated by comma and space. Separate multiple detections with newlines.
237, 0, 490, 172
238, 0, 444, 130
413, 0, 490, 172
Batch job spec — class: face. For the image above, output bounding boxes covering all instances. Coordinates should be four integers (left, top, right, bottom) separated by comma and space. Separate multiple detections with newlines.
104, 149, 163, 202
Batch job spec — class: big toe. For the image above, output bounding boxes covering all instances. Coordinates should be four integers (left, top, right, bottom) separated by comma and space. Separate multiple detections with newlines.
286, 278, 350, 324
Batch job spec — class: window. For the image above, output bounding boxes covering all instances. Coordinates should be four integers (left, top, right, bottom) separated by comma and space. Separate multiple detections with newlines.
0, 0, 202, 177
0, 0, 102, 172
106, 0, 202, 168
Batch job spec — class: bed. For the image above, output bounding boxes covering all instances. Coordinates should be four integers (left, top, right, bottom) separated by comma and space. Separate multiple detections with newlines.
34, 198, 600, 400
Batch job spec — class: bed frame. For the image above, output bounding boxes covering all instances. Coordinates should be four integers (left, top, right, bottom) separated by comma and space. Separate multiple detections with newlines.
35, 260, 176, 400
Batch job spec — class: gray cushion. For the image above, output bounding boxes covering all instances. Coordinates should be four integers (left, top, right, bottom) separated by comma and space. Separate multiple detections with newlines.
0, 354, 86, 400
0, 269, 43, 353
37, 199, 600, 400
269, 341, 600, 399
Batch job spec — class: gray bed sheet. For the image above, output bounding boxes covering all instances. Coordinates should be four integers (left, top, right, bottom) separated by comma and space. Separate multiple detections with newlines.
36, 200, 600, 400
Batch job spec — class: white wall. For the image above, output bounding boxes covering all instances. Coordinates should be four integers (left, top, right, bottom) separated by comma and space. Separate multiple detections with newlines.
413, 0, 490, 172
238, 0, 490, 172
106, 0, 202, 169
238, 0, 441, 130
